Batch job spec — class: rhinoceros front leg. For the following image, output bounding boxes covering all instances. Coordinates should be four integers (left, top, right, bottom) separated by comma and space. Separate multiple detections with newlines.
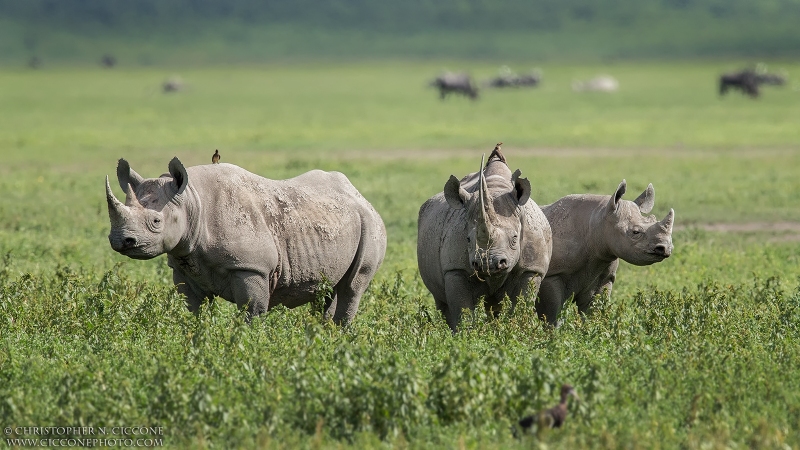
493, 271, 544, 317
576, 268, 616, 316
230, 271, 271, 317
537, 275, 566, 324
443, 270, 475, 332
172, 267, 205, 313
580, 280, 613, 316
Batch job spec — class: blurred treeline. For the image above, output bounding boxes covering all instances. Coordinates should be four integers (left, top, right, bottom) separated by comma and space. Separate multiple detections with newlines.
2, 0, 799, 64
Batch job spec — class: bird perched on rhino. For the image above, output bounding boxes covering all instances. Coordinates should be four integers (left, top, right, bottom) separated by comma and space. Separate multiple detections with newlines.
212, 149, 220, 164
487, 142, 506, 164
514, 384, 579, 438
105, 157, 387, 323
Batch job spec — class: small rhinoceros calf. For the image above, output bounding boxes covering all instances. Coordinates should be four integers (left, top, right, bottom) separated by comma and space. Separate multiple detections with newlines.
105, 157, 387, 323
538, 180, 674, 323
417, 146, 552, 331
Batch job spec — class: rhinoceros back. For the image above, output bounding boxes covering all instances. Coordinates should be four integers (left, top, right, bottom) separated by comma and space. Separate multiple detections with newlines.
186, 164, 385, 306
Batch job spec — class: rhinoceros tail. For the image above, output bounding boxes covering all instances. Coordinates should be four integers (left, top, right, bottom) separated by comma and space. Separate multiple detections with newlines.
487, 142, 506, 166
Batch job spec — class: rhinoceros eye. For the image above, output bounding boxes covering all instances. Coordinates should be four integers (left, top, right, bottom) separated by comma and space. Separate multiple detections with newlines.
147, 216, 163, 232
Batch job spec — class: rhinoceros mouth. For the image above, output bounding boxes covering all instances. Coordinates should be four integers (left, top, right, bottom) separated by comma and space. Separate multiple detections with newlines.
118, 248, 157, 260
111, 245, 154, 260
643, 251, 670, 263
470, 267, 510, 280
109, 239, 159, 260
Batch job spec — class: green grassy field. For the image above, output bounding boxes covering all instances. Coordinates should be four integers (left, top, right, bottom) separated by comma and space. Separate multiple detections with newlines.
2, 61, 800, 448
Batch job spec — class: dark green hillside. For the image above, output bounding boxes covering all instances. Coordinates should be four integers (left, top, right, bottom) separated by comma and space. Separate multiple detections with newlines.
2, 0, 800, 64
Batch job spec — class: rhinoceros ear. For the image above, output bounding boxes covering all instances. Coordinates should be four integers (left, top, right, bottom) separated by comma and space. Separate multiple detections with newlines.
116, 159, 144, 194
444, 175, 469, 210
510, 169, 531, 206
633, 183, 655, 213
606, 179, 627, 214
168, 157, 188, 194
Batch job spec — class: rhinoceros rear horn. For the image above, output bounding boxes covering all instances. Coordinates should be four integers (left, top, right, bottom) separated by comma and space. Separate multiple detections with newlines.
633, 183, 655, 213
116, 158, 144, 194
168, 157, 188, 194
124, 183, 142, 207
661, 208, 675, 232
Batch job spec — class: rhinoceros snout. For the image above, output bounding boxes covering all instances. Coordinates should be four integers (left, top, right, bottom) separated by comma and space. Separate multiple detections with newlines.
471, 256, 509, 273
653, 244, 672, 258
109, 234, 138, 252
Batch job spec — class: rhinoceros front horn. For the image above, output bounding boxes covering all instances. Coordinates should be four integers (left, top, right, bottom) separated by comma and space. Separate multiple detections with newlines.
106, 175, 128, 228
478, 153, 494, 226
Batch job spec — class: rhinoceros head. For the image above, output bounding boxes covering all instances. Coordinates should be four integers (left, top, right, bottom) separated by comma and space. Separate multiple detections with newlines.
603, 180, 674, 266
106, 157, 190, 260
444, 155, 531, 277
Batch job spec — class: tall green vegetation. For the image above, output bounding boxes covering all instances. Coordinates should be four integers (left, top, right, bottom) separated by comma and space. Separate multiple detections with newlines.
2, 261, 799, 448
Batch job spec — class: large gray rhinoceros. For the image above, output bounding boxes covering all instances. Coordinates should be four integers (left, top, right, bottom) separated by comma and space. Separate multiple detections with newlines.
105, 157, 387, 323
538, 180, 674, 323
417, 145, 552, 331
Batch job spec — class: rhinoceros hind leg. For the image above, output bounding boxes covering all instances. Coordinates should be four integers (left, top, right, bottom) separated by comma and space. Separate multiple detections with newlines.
331, 221, 386, 326
322, 294, 337, 321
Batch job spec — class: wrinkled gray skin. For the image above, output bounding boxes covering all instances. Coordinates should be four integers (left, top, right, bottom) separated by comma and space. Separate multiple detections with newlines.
106, 158, 387, 324
538, 180, 674, 323
417, 156, 552, 331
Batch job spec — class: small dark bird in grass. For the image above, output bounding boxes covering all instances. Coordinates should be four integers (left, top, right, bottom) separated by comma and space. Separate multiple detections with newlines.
212, 149, 220, 164
514, 384, 579, 438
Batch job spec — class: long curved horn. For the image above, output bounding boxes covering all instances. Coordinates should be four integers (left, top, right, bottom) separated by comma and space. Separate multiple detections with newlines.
106, 176, 128, 228
479, 153, 487, 224
480, 153, 497, 224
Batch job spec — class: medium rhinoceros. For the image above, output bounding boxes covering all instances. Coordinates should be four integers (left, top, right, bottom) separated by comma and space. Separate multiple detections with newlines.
538, 180, 674, 323
417, 145, 552, 331
105, 157, 387, 323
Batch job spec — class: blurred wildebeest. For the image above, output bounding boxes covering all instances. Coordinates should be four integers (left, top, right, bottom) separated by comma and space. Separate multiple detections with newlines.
572, 75, 619, 93
430, 72, 479, 100
488, 66, 541, 88
101, 54, 117, 68
28, 56, 41, 69
719, 69, 759, 97
162, 75, 184, 93
719, 65, 788, 98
